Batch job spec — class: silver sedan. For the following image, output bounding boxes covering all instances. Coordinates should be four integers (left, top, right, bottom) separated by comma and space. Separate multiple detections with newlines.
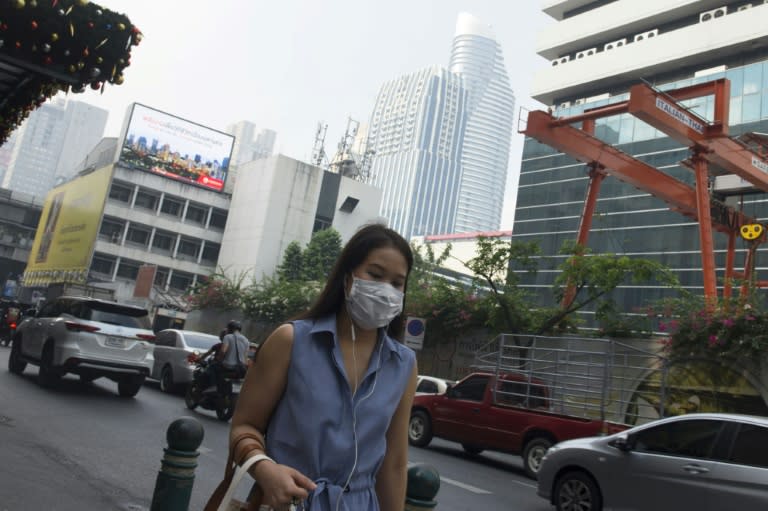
537, 413, 768, 511
150, 329, 220, 392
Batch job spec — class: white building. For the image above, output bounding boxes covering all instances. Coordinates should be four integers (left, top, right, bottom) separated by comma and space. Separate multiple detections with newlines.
1, 98, 107, 198
367, 66, 468, 240
219, 154, 384, 281
449, 13, 516, 233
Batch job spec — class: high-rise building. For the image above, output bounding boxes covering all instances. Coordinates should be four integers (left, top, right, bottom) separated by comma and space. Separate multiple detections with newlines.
226, 120, 276, 164
367, 66, 468, 239
0, 97, 107, 198
367, 13, 514, 239
514, 1, 768, 318
449, 12, 516, 233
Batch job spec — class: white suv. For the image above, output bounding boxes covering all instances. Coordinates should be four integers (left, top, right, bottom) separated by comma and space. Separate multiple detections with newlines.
8, 296, 155, 397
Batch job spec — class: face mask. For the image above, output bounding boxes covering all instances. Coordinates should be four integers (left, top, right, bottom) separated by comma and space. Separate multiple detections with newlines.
346, 276, 404, 330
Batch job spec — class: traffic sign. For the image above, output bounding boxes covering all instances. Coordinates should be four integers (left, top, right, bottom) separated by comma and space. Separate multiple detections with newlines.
404, 317, 426, 351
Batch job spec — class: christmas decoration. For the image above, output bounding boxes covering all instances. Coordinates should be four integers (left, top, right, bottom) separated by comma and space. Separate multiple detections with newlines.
0, 0, 142, 143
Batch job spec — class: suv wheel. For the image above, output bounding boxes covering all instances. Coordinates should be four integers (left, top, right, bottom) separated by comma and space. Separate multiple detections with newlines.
408, 410, 433, 447
38, 342, 62, 388
160, 366, 175, 393
523, 437, 553, 479
8, 335, 26, 374
118, 376, 145, 398
554, 470, 603, 511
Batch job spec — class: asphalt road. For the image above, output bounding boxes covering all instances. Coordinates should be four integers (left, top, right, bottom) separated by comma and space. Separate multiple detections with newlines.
0, 346, 551, 511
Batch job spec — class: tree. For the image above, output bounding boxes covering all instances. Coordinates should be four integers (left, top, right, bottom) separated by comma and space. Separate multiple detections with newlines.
185, 269, 249, 311
302, 228, 342, 281
276, 241, 304, 281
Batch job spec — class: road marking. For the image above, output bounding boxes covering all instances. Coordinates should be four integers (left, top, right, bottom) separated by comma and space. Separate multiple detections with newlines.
408, 461, 492, 495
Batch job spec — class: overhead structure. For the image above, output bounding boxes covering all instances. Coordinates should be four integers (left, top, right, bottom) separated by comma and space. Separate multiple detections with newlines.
523, 78, 767, 303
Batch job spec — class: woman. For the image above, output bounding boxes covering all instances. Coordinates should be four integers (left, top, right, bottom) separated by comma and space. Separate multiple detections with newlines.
229, 224, 418, 510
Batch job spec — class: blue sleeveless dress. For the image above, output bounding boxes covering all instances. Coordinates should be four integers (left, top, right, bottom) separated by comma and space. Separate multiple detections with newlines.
264, 314, 416, 510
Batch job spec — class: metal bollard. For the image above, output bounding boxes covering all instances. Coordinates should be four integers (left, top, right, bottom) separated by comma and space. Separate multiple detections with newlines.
405, 463, 440, 510
150, 417, 205, 511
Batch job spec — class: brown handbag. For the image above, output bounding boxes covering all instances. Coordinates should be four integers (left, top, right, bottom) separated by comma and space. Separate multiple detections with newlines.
204, 431, 266, 511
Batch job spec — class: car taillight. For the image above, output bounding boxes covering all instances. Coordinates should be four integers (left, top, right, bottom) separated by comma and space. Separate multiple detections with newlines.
136, 333, 156, 342
64, 321, 101, 333
9, 322, 16, 329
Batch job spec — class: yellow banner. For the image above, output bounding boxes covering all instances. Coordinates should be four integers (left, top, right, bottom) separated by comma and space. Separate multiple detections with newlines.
24, 165, 113, 286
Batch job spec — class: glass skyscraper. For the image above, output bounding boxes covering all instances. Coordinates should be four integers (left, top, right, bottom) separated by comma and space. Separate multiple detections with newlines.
515, 1, 768, 319
368, 13, 514, 239
368, 66, 468, 239
449, 12, 516, 233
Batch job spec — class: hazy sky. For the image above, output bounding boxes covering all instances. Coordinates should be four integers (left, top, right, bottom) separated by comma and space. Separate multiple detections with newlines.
69, 0, 552, 228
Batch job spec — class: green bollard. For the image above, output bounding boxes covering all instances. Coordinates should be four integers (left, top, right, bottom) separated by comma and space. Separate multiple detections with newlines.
150, 417, 205, 511
405, 463, 440, 510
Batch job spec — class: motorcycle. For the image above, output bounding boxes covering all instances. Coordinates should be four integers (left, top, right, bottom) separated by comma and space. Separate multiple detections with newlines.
184, 356, 242, 421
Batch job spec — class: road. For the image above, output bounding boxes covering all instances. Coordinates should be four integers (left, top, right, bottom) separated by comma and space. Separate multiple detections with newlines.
0, 346, 551, 511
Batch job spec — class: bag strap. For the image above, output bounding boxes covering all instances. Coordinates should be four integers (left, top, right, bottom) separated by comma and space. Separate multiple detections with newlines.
216, 454, 273, 511
204, 432, 265, 511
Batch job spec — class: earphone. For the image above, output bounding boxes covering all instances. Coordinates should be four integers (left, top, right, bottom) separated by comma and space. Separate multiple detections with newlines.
335, 321, 385, 511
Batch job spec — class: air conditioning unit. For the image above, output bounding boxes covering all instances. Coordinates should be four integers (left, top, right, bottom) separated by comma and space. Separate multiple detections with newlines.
558, 101, 572, 109
574, 98, 587, 106
634, 29, 659, 42
737, 3, 753, 11
558, 56, 570, 65
604, 38, 627, 51
576, 48, 597, 59
700, 7, 727, 22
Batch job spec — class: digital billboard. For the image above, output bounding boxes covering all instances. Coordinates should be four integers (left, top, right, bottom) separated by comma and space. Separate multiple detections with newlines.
118, 103, 234, 192
24, 165, 113, 286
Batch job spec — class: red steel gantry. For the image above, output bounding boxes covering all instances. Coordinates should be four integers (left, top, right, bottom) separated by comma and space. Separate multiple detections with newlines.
523, 78, 768, 303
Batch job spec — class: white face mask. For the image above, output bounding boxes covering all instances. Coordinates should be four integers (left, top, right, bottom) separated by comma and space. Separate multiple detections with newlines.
346, 276, 404, 330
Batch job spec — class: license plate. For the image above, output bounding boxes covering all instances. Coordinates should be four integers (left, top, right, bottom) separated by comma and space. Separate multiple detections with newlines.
105, 336, 125, 348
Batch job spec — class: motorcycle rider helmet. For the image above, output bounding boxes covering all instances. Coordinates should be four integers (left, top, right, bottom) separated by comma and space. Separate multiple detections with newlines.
227, 320, 242, 332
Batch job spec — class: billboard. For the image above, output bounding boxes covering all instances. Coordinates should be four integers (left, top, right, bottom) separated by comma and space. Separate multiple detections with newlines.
23, 166, 113, 286
118, 103, 234, 192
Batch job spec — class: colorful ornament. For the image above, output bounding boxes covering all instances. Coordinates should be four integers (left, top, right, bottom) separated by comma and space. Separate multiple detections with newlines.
113, 74, 124, 85
44, 56, 52, 65
82, 47, 89, 57
50, 33, 59, 42
14, 0, 25, 9
95, 56, 102, 64
117, 23, 125, 31
90, 82, 101, 90
42, 43, 51, 52
30, 20, 38, 30
76, 61, 84, 70
89, 67, 100, 78
77, 0, 90, 5
67, 64, 76, 73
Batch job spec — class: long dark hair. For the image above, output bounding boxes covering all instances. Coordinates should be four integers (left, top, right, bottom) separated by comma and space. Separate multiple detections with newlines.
294, 224, 414, 340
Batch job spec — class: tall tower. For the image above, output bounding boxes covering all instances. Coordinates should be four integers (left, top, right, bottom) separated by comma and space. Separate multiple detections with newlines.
449, 12, 516, 233
367, 66, 468, 239
515, 1, 768, 316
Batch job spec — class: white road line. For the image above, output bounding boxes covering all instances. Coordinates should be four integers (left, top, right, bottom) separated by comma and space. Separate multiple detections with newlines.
440, 476, 493, 494
408, 461, 493, 495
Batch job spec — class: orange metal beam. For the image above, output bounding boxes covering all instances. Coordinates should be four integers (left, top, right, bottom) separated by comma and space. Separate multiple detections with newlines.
692, 153, 717, 299
523, 110, 734, 231
628, 81, 768, 193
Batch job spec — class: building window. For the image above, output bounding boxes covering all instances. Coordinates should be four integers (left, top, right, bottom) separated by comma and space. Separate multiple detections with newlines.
152, 230, 175, 253
115, 259, 140, 280
185, 203, 207, 225
125, 224, 151, 247
201, 242, 220, 265
98, 218, 124, 243
209, 209, 228, 230
134, 190, 160, 211
160, 196, 183, 217
109, 182, 132, 203
90, 254, 115, 276
177, 237, 201, 261
154, 267, 169, 287
169, 271, 193, 291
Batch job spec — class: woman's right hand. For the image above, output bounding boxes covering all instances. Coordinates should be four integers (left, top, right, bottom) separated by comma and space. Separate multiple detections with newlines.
251, 459, 317, 507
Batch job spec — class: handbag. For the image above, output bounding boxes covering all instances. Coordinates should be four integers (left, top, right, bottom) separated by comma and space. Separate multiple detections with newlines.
204, 432, 266, 511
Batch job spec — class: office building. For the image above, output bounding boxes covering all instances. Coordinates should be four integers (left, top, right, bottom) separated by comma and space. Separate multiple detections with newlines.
449, 13, 516, 233
514, 0, 768, 317
1, 98, 107, 198
367, 66, 468, 239
219, 154, 384, 281
226, 120, 276, 165
367, 13, 514, 239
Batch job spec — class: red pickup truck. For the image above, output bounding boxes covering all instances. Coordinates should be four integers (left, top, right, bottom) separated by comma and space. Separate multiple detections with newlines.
409, 371, 624, 478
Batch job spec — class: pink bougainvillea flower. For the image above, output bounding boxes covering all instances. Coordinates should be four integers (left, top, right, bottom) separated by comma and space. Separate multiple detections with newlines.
708, 335, 718, 347
658, 322, 667, 332
722, 318, 734, 327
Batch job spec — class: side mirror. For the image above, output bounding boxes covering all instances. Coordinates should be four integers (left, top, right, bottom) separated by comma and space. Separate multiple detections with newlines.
24, 308, 37, 318
610, 434, 633, 452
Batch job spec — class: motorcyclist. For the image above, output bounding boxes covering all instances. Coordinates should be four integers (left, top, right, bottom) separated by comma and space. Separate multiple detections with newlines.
213, 320, 249, 390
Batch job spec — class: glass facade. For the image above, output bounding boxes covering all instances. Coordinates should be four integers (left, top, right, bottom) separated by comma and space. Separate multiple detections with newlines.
514, 58, 768, 318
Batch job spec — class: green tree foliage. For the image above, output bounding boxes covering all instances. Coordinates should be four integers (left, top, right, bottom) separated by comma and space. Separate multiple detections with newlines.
276, 241, 304, 282
241, 277, 322, 327
302, 228, 342, 281
185, 269, 249, 311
